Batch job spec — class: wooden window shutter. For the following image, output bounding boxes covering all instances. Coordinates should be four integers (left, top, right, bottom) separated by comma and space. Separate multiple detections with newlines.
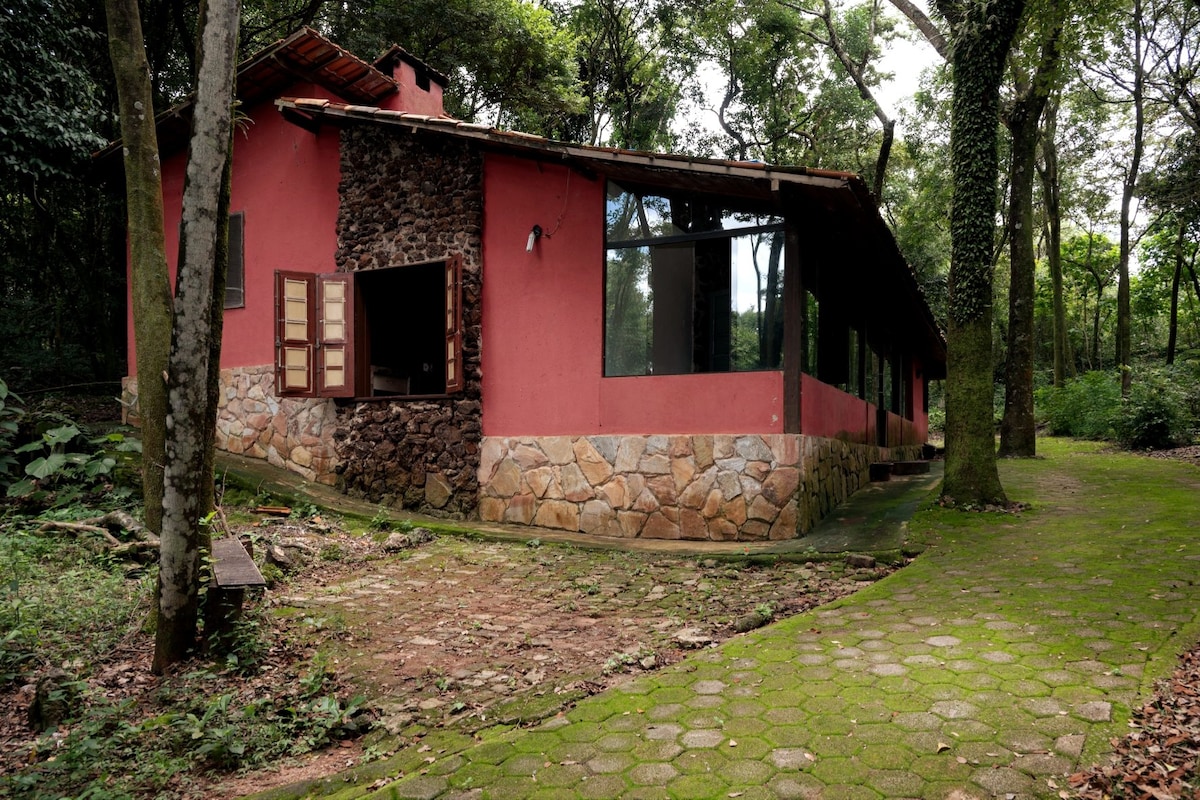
444, 255, 464, 394
225, 212, 245, 309
317, 274, 355, 397
276, 271, 316, 396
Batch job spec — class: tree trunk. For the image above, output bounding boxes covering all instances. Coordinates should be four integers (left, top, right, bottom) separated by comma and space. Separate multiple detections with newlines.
1117, 0, 1147, 396
1037, 98, 1070, 385
154, 0, 242, 674
999, 21, 1061, 458
936, 0, 1024, 506
105, 0, 173, 536
1167, 221, 1184, 365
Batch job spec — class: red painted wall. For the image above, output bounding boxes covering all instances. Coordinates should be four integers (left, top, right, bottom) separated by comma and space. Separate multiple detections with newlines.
800, 374, 873, 443
127, 82, 344, 374
480, 154, 786, 436
380, 62, 446, 116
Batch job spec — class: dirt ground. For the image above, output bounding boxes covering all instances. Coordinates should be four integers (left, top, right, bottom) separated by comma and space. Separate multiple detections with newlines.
0, 513, 897, 800
208, 521, 895, 797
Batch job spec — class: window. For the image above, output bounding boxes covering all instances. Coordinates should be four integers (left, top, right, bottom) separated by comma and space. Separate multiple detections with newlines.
225, 212, 245, 308
604, 183, 785, 377
274, 255, 463, 398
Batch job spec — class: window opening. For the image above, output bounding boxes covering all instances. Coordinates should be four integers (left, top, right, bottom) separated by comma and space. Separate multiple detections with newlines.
358, 261, 448, 397
226, 212, 245, 309
604, 182, 785, 377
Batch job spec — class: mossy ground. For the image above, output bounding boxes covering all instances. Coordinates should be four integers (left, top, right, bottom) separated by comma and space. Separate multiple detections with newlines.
249, 438, 1200, 800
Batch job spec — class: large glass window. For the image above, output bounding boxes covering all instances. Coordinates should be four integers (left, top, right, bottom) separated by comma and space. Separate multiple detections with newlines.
604, 182, 785, 377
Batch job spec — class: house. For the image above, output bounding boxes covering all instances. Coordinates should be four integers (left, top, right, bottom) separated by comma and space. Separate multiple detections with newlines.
118, 28, 945, 542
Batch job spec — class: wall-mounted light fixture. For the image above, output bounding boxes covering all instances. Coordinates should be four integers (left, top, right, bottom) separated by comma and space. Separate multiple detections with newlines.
526, 224, 543, 253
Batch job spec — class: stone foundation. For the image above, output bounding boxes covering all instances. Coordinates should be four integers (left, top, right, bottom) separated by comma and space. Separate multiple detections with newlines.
333, 395, 482, 517
477, 433, 920, 541
122, 367, 340, 486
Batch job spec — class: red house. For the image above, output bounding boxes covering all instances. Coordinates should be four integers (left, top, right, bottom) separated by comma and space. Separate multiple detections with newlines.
121, 28, 945, 542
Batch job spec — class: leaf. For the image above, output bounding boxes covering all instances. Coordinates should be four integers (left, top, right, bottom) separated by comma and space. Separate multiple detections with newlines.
26, 453, 66, 479
42, 425, 80, 446
936, 742, 951, 753
5, 479, 36, 498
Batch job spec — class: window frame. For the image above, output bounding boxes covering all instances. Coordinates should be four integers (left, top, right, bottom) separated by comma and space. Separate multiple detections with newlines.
273, 254, 464, 400
602, 182, 786, 378
225, 212, 246, 309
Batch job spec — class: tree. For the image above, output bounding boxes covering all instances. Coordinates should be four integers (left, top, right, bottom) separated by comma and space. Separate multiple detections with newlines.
997, 0, 1064, 458
783, 0, 904, 199
325, 0, 581, 131
558, 0, 682, 150
0, 0, 125, 394
1037, 94, 1071, 386
935, 0, 1025, 505
106, 0, 174, 537
154, 0, 242, 672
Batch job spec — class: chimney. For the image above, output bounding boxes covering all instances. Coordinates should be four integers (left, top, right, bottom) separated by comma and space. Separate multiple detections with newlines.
374, 46, 448, 117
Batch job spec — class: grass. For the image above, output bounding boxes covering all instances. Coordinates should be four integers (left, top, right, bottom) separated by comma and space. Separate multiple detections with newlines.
0, 509, 371, 800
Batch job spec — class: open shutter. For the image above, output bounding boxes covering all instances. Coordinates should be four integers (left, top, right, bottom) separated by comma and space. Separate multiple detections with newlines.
445, 254, 464, 394
317, 274, 355, 397
276, 271, 316, 396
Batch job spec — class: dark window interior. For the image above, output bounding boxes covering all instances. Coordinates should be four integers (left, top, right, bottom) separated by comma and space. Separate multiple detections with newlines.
357, 262, 446, 396
225, 212, 245, 309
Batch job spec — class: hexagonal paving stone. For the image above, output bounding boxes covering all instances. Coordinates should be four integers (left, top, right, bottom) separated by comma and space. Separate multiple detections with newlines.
1074, 700, 1113, 721
680, 728, 726, 748
627, 761, 678, 786
585, 752, 634, 774
926, 635, 962, 647
692, 679, 726, 694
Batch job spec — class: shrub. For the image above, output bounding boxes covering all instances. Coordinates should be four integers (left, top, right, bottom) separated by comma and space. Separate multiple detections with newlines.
1035, 371, 1122, 440
1116, 366, 1196, 450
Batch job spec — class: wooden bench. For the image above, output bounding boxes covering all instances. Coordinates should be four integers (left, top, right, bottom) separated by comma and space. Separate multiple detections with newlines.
206, 537, 266, 651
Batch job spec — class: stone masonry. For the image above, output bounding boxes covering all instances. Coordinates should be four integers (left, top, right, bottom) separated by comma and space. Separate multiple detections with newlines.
478, 433, 921, 541
331, 126, 484, 516
122, 367, 340, 486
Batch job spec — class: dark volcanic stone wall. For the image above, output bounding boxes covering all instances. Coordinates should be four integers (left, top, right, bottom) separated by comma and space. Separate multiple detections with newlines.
332, 126, 484, 517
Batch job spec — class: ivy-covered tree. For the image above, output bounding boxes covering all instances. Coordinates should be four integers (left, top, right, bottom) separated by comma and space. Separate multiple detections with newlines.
935, 0, 1025, 506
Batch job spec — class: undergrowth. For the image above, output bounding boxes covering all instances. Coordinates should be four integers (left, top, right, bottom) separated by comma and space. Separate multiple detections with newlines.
0, 521, 372, 799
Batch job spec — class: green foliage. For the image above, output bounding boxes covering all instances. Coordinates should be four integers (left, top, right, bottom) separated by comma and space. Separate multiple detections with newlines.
0, 379, 24, 487
327, 0, 582, 131
1115, 366, 1198, 450
3, 406, 139, 508
0, 529, 372, 799
0, 523, 149, 686
6, 671, 370, 799
1036, 370, 1122, 439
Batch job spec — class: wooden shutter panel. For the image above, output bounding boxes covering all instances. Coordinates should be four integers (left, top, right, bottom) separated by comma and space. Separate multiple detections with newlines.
276, 271, 315, 396
445, 255, 464, 394
317, 274, 355, 397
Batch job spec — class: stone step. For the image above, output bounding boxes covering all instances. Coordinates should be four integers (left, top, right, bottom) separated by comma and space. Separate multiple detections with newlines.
869, 462, 893, 482
892, 460, 931, 475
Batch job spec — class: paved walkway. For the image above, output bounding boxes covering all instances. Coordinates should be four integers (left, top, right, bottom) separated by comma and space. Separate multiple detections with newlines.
242, 442, 1200, 800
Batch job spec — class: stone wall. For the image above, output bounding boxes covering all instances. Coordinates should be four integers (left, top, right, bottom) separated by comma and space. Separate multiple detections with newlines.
122, 368, 340, 485
478, 433, 921, 541
331, 126, 484, 516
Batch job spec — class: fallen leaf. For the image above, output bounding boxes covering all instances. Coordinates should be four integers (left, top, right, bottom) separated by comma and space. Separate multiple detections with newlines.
937, 742, 951, 753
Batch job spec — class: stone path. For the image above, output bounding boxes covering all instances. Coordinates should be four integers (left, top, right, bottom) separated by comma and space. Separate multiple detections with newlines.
244, 442, 1200, 799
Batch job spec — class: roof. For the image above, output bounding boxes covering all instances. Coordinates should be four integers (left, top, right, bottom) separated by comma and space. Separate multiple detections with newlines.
275, 97, 947, 368
372, 44, 449, 89
97, 27, 399, 162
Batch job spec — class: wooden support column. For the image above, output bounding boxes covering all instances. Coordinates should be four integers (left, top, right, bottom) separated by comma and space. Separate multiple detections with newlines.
783, 224, 803, 434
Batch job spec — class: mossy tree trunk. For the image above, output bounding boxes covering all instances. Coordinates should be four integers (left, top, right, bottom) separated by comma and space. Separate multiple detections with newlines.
999, 15, 1063, 458
154, 0, 241, 674
935, 0, 1025, 505
105, 0, 173, 536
